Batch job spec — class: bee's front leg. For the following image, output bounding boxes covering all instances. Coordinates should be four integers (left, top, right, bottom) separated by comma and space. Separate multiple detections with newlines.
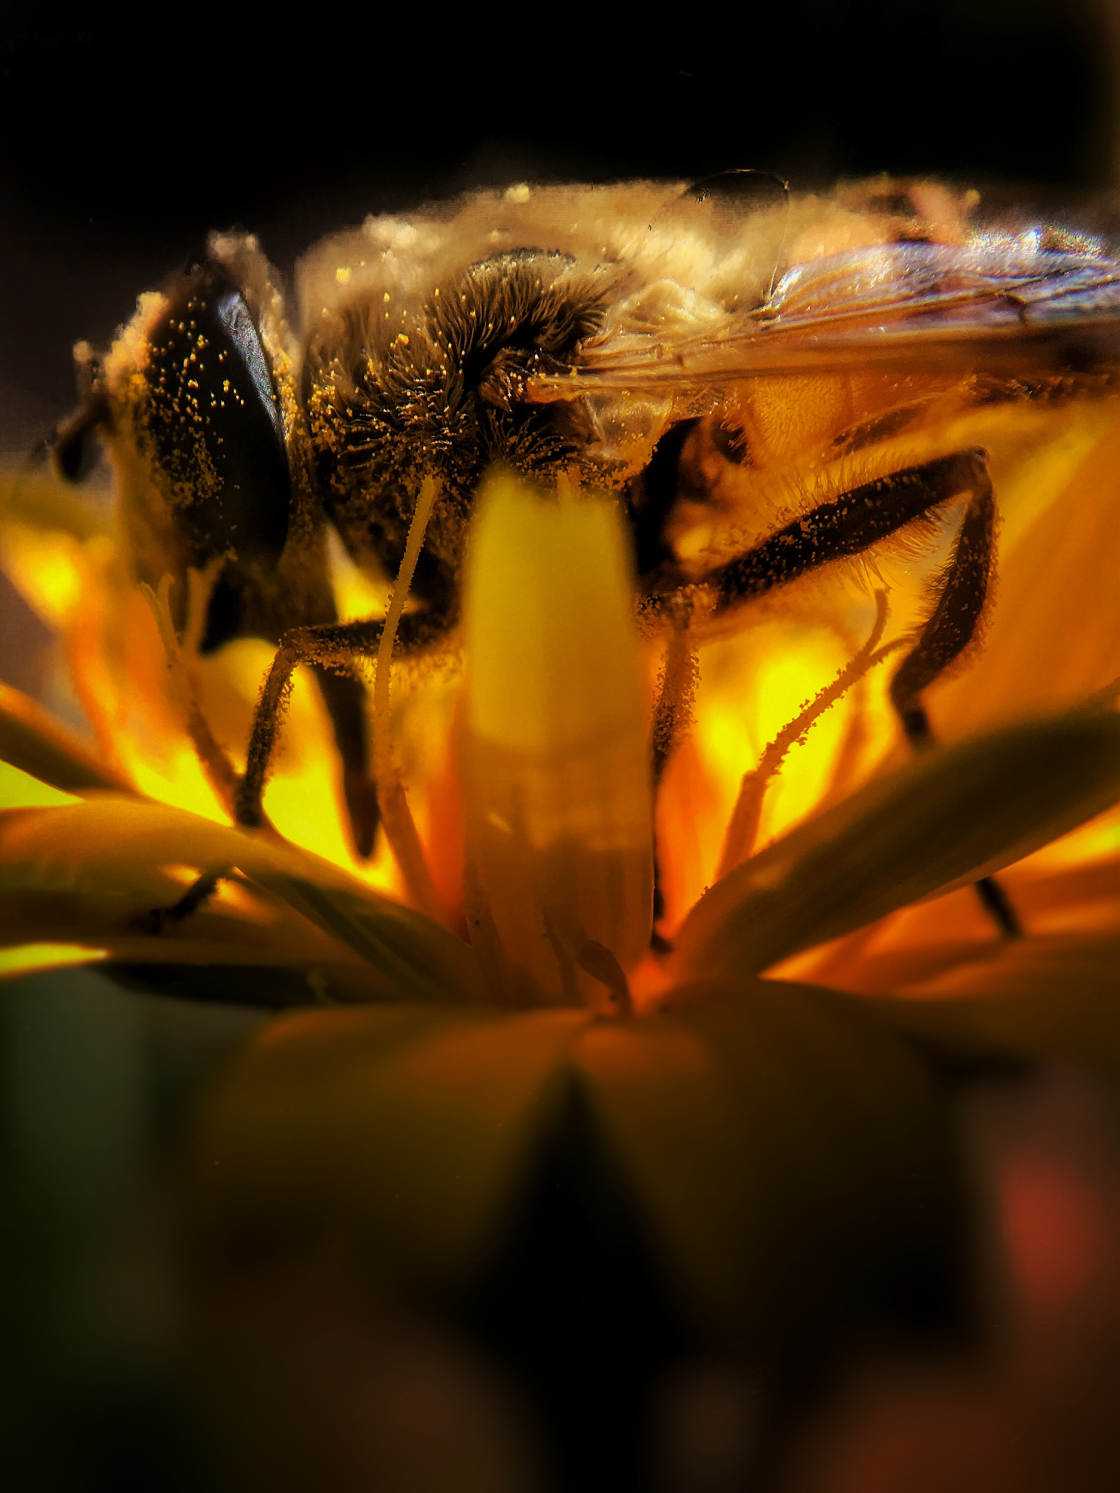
148, 611, 448, 929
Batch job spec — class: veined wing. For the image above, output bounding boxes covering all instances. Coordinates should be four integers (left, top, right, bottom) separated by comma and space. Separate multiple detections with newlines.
527, 238, 1120, 401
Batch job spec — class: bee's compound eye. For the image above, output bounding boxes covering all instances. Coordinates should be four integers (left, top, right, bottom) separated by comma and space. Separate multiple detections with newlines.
212, 287, 285, 445
137, 261, 292, 585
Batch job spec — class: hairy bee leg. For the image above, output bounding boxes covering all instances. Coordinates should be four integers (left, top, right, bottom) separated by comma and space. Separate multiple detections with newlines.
147, 612, 448, 929
235, 613, 447, 836
648, 622, 697, 948
886, 458, 996, 745
643, 448, 1020, 938
702, 449, 995, 612
884, 460, 1022, 938
311, 665, 378, 858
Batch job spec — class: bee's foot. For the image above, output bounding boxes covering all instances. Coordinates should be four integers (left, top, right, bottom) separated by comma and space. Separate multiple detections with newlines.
135, 871, 223, 933
343, 768, 380, 860
134, 905, 173, 936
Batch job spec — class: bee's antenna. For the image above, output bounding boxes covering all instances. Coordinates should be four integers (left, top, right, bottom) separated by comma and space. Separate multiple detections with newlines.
758, 172, 793, 303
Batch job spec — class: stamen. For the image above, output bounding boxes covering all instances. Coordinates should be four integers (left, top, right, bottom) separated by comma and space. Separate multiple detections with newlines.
373, 476, 444, 923
716, 592, 900, 877
577, 939, 634, 1016
140, 574, 241, 816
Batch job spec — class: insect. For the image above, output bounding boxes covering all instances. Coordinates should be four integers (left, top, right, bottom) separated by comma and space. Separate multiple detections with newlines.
54, 176, 1120, 930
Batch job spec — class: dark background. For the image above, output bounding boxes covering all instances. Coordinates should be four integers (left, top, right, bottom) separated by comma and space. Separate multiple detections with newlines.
2, 0, 1118, 450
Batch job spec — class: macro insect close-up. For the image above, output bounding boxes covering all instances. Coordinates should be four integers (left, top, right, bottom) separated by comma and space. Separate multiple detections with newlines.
5, 167, 1120, 1493
43, 177, 1120, 932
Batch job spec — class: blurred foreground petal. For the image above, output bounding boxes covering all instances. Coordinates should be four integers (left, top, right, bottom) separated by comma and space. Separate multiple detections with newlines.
854, 932, 1120, 1071
184, 982, 969, 1345
184, 1005, 584, 1294
574, 980, 966, 1344
0, 681, 133, 795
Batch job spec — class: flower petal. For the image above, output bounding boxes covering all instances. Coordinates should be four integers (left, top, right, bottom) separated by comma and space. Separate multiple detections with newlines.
0, 883, 413, 1006
778, 834, 1120, 996
182, 1005, 584, 1294
852, 930, 1120, 1071
672, 710, 1120, 982
0, 469, 108, 631
461, 472, 653, 1005
573, 980, 967, 1343
0, 681, 133, 795
0, 796, 483, 1004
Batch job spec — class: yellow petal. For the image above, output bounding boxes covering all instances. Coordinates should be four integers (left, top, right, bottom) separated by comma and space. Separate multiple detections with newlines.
672, 710, 1120, 982
0, 468, 107, 631
0, 943, 105, 980
0, 796, 483, 1004
573, 980, 963, 1341
853, 931, 1120, 1070
461, 472, 653, 1006
779, 834, 1120, 995
0, 682, 133, 796
0, 882, 417, 1006
183, 1005, 584, 1293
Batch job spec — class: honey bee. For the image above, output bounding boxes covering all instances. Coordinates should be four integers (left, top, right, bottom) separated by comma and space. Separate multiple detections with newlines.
54, 177, 1120, 928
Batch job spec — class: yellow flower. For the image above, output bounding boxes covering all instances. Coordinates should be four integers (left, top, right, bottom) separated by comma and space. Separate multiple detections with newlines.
1, 439, 1119, 1344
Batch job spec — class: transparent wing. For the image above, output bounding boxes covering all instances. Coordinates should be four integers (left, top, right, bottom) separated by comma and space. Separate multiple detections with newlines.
527, 238, 1120, 402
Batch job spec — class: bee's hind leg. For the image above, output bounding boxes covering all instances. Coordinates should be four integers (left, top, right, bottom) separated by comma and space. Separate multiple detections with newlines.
645, 446, 1021, 941
884, 452, 1022, 937
885, 451, 996, 748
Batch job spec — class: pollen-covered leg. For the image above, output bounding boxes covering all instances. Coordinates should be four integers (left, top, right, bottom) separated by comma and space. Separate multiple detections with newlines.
311, 666, 378, 859
643, 448, 1020, 938
146, 611, 449, 930
883, 457, 1021, 936
236, 612, 449, 843
887, 452, 996, 747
